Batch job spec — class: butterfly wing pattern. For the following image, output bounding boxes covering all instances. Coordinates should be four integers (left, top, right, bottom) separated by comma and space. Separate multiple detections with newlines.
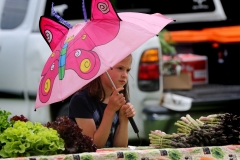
37, 0, 121, 104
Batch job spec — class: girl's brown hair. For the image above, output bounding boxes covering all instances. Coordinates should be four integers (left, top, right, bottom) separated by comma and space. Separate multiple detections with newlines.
81, 76, 130, 102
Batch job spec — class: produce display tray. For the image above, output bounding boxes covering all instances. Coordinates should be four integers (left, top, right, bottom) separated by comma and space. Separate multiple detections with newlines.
2, 145, 240, 160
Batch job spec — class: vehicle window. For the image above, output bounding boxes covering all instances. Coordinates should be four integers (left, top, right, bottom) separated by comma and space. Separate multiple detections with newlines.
44, 0, 215, 19
44, 1, 92, 21
113, 0, 215, 14
1, 0, 29, 29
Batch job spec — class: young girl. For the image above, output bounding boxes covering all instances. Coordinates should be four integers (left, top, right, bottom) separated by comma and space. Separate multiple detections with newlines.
68, 55, 135, 148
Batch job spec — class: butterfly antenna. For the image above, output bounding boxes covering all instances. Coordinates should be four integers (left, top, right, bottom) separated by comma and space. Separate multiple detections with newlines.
82, 0, 88, 22
51, 2, 73, 29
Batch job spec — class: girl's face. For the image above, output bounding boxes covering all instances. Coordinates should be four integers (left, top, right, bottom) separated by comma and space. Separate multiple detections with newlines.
101, 55, 132, 90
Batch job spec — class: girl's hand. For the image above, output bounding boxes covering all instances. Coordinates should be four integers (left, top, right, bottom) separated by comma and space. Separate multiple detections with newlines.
119, 103, 136, 122
107, 87, 126, 113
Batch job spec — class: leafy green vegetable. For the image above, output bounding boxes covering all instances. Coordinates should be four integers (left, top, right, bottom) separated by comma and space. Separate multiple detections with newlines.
210, 147, 224, 159
124, 152, 138, 160
104, 153, 116, 159
168, 150, 181, 160
44, 116, 97, 154
0, 121, 65, 158
0, 110, 13, 134
64, 155, 73, 160
190, 148, 202, 154
235, 147, 240, 153
10, 114, 28, 122
80, 154, 94, 160
158, 29, 177, 55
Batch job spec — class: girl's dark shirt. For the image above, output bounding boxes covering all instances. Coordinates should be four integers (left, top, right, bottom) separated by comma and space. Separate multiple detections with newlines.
68, 88, 119, 147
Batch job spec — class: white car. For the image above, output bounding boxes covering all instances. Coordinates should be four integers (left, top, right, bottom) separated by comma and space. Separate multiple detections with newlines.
0, 0, 228, 144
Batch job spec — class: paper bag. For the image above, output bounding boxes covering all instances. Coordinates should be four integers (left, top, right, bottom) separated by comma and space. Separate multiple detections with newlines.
163, 72, 192, 90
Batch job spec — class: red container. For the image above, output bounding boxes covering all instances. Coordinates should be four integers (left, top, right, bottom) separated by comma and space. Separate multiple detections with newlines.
178, 53, 208, 84
163, 53, 208, 84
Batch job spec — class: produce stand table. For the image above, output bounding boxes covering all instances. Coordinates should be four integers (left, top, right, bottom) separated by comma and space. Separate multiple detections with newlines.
2, 145, 240, 160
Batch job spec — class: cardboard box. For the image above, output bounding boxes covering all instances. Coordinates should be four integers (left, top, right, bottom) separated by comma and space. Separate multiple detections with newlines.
163, 53, 208, 85
163, 72, 192, 90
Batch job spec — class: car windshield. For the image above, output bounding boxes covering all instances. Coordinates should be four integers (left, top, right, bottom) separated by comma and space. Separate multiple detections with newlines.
45, 0, 216, 20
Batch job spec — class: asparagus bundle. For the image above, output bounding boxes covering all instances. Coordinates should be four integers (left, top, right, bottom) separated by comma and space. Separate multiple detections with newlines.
149, 130, 192, 148
149, 113, 240, 148
196, 113, 240, 145
174, 114, 204, 134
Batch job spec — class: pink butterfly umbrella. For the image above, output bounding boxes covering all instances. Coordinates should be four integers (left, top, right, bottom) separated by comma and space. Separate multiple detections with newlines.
35, 0, 173, 110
